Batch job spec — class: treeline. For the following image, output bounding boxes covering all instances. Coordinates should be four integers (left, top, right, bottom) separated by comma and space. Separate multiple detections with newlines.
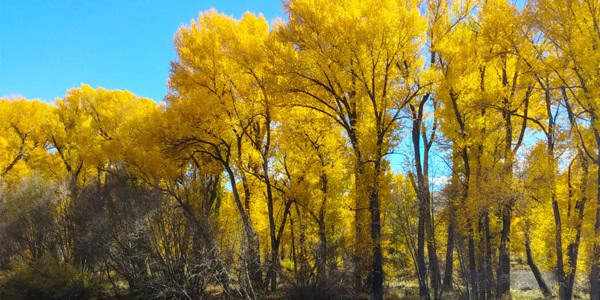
1, 0, 599, 299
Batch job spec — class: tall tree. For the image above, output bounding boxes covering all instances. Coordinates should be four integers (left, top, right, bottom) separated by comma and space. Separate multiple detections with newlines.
533, 0, 600, 297
277, 0, 424, 297
167, 11, 281, 290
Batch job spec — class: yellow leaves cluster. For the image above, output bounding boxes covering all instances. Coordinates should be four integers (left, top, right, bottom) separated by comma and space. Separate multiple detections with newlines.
21, 85, 162, 186
0, 98, 56, 185
167, 11, 278, 169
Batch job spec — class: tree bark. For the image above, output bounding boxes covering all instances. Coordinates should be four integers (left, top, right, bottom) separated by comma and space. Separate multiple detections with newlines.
590, 161, 600, 300
411, 97, 441, 300
552, 191, 566, 299
564, 155, 587, 300
224, 165, 263, 290
525, 226, 552, 298
478, 212, 493, 299
417, 205, 430, 298
468, 230, 477, 300
497, 205, 511, 299
264, 160, 279, 291
316, 168, 329, 286
442, 200, 455, 292
370, 159, 384, 300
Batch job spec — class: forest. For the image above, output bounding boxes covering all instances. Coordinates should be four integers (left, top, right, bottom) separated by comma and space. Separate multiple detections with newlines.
0, 0, 599, 299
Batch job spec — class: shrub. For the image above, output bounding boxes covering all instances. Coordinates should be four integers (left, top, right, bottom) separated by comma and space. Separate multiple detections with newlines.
0, 255, 99, 300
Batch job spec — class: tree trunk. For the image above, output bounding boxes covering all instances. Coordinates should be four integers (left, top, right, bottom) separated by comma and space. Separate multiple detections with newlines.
442, 201, 455, 292
484, 213, 493, 299
411, 100, 440, 300
468, 230, 477, 300
417, 207, 430, 298
290, 216, 298, 280
525, 228, 552, 298
350, 140, 369, 294
478, 212, 493, 299
426, 198, 441, 300
552, 192, 566, 299
316, 169, 329, 286
224, 166, 263, 290
496, 205, 511, 299
296, 203, 310, 285
590, 128, 600, 300
565, 156, 588, 300
264, 162, 279, 291
370, 160, 384, 300
316, 216, 327, 286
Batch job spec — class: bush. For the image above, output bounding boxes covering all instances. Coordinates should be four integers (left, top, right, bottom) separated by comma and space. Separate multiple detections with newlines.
0, 255, 99, 300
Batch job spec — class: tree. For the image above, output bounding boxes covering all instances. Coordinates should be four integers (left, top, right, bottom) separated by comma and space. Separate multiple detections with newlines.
276, 106, 350, 289
276, 0, 424, 297
167, 10, 277, 290
533, 0, 600, 297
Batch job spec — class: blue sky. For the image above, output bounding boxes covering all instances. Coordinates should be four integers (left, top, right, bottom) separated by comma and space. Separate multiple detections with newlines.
0, 0, 284, 102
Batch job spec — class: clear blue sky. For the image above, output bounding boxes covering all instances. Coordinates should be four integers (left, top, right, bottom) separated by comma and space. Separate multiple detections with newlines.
0, 0, 284, 102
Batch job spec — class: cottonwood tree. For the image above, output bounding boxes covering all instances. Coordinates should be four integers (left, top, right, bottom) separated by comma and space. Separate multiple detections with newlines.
276, 0, 424, 297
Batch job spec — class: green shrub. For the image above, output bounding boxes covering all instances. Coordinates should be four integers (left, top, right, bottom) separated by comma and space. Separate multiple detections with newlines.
0, 255, 98, 300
